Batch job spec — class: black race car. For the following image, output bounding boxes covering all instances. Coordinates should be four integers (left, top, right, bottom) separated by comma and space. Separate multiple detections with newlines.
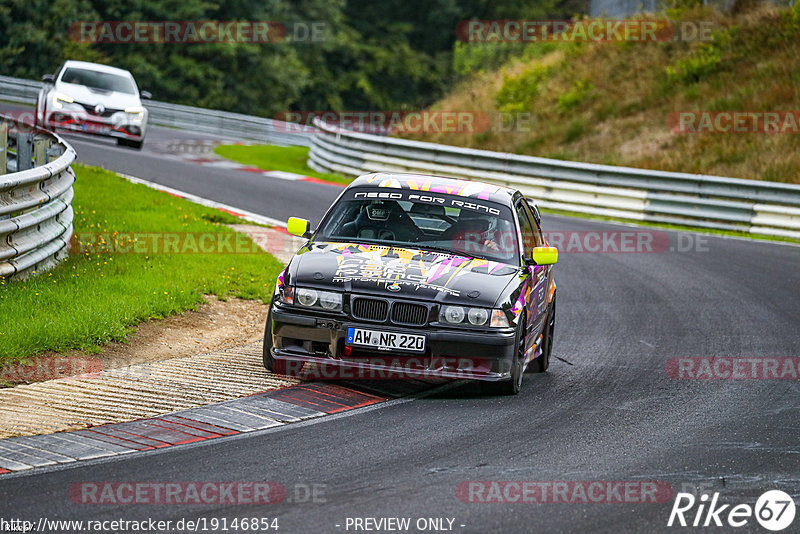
264, 172, 558, 394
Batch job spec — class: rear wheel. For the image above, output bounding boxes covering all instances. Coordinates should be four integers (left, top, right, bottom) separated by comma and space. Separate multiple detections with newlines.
527, 296, 556, 374
262, 302, 287, 374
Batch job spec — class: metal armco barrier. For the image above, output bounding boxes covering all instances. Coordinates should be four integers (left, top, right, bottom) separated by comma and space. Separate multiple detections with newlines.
0, 75, 312, 147
308, 119, 800, 239
0, 115, 76, 279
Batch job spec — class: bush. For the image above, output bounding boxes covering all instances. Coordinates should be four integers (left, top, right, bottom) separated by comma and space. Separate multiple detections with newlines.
495, 65, 553, 113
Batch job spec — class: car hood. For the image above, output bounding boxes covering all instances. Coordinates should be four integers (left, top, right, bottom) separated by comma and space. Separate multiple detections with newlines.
289, 241, 521, 307
55, 82, 142, 109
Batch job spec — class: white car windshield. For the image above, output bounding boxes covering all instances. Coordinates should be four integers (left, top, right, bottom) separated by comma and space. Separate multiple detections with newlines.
60, 68, 137, 95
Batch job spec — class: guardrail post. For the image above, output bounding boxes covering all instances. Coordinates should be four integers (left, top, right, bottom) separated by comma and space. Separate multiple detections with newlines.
33, 137, 47, 167
16, 132, 33, 171
0, 122, 6, 175
46, 145, 64, 163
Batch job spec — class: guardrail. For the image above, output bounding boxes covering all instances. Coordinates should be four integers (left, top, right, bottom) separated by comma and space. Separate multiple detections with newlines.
0, 75, 311, 147
0, 115, 76, 279
308, 119, 800, 239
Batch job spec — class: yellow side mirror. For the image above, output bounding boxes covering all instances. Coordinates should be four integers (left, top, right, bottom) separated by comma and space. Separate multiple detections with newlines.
531, 246, 558, 265
287, 217, 311, 237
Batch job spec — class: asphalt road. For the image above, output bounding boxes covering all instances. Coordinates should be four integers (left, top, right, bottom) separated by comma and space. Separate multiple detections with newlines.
1, 103, 341, 225
1, 111, 799, 533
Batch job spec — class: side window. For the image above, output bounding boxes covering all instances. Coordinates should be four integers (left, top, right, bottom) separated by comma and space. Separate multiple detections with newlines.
520, 200, 543, 247
514, 201, 536, 260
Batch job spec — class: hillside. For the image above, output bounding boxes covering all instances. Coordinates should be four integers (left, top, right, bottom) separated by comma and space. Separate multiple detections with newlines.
410, 3, 800, 184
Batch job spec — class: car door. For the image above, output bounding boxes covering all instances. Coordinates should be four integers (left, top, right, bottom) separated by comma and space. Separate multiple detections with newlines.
522, 199, 552, 321
513, 199, 540, 359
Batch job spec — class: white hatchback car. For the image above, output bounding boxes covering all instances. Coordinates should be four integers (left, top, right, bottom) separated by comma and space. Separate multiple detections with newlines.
36, 60, 150, 149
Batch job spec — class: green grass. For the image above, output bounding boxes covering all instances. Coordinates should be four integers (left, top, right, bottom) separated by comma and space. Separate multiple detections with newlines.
412, 3, 800, 184
0, 164, 284, 364
214, 144, 353, 185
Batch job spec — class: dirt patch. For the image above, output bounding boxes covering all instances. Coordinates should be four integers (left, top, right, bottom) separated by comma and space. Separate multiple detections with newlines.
3, 295, 269, 386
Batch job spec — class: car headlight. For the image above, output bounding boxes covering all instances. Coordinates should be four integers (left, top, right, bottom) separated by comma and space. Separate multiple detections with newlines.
295, 287, 342, 312
468, 308, 489, 325
124, 106, 145, 121
490, 310, 510, 328
278, 285, 294, 305
297, 288, 318, 307
319, 291, 341, 310
441, 305, 465, 324
440, 306, 508, 328
52, 91, 74, 109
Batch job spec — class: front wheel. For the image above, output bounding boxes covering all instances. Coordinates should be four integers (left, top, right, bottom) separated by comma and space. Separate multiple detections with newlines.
485, 319, 524, 395
262, 302, 286, 374
117, 138, 144, 150
527, 296, 556, 374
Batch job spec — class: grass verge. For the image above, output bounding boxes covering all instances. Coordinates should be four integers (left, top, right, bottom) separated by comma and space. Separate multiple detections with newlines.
214, 144, 352, 185
413, 3, 800, 184
0, 164, 284, 364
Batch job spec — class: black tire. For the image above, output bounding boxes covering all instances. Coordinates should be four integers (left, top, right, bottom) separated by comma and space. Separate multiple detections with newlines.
117, 138, 144, 149
262, 301, 287, 374
527, 296, 556, 374
486, 317, 525, 395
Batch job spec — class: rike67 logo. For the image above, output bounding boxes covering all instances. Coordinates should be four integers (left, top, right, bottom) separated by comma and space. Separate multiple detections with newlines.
668, 490, 795, 531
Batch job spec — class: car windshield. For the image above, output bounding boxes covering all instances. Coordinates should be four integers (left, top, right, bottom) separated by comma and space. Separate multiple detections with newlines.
60, 67, 137, 95
315, 189, 521, 264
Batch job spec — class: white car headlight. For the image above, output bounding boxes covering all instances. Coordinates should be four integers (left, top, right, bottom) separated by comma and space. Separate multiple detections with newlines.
319, 291, 342, 310
441, 305, 465, 324
52, 91, 74, 109
440, 306, 508, 328
295, 287, 342, 312
468, 308, 489, 326
297, 288, 318, 307
124, 106, 145, 121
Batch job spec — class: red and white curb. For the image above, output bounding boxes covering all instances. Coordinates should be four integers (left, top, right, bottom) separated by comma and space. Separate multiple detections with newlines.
118, 173, 288, 228
164, 140, 344, 188
0, 380, 440, 474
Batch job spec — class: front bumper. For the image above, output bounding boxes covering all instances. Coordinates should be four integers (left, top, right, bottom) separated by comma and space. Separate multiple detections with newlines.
269, 304, 518, 381
45, 111, 146, 140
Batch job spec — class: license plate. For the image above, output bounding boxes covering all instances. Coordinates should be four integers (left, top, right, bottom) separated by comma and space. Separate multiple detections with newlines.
346, 327, 425, 352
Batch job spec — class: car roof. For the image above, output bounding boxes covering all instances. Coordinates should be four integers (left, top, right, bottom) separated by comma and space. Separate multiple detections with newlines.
348, 172, 520, 205
60, 60, 134, 79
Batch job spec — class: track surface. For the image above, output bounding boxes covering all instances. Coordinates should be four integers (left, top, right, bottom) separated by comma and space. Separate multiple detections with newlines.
1, 112, 798, 533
